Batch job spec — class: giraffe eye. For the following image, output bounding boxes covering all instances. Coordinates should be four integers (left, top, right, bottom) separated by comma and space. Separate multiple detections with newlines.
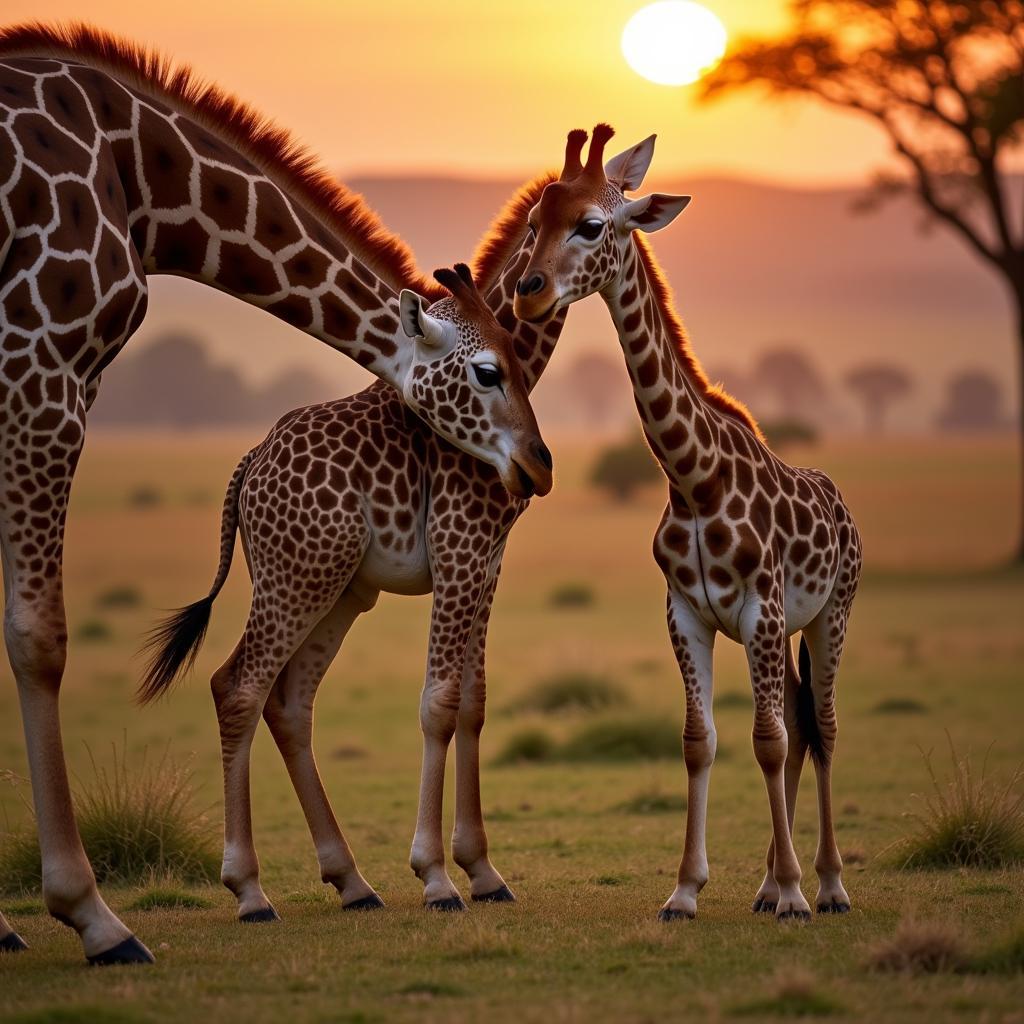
473, 363, 502, 388
574, 219, 604, 242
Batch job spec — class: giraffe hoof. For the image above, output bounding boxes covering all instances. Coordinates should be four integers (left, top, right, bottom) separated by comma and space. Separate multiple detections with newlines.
343, 894, 385, 911
239, 906, 280, 924
817, 900, 851, 914
657, 907, 695, 922
751, 897, 777, 914
472, 885, 516, 904
426, 896, 467, 913
0, 931, 29, 953
777, 909, 812, 923
86, 935, 155, 966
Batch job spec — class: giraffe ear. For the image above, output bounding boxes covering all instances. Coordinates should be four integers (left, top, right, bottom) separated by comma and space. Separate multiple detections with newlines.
621, 193, 691, 233
604, 135, 656, 192
400, 290, 448, 349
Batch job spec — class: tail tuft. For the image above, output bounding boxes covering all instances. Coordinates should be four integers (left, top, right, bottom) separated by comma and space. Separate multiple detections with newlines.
796, 636, 825, 763
137, 596, 214, 705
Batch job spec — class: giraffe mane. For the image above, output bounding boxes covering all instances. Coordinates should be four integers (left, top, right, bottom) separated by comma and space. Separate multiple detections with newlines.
470, 171, 557, 292
633, 234, 765, 443
0, 21, 444, 300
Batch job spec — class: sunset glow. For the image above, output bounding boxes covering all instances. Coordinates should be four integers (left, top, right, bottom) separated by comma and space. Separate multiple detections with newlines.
621, 2, 728, 86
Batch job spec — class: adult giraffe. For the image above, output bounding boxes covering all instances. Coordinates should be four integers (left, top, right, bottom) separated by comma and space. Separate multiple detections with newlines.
0, 23, 551, 964
515, 126, 862, 922
141, 184, 567, 917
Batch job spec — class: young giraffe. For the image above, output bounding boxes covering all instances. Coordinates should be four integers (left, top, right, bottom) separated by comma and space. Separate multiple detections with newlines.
515, 126, 862, 922
142, 179, 568, 917
0, 24, 550, 963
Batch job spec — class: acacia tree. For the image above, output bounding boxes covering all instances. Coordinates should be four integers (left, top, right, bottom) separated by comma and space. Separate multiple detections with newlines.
701, 0, 1024, 559
844, 363, 915, 432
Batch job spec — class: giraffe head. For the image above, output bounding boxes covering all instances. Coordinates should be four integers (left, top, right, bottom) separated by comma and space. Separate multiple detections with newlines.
399, 263, 553, 499
513, 125, 691, 323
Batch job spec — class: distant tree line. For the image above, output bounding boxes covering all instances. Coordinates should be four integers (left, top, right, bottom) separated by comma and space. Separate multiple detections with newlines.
89, 332, 337, 429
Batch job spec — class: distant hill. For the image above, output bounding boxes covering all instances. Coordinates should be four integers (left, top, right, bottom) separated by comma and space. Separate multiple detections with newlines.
92, 174, 1019, 434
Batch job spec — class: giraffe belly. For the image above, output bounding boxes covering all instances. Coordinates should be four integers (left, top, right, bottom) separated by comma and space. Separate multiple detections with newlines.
354, 529, 433, 596
782, 572, 835, 633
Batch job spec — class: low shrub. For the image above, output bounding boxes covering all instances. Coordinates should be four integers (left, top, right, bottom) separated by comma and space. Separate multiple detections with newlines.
493, 729, 557, 766
560, 717, 681, 763
548, 582, 596, 608
76, 618, 112, 642
510, 673, 628, 715
95, 585, 143, 610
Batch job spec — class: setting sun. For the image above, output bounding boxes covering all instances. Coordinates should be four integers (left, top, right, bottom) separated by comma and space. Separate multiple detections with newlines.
621, 1, 728, 87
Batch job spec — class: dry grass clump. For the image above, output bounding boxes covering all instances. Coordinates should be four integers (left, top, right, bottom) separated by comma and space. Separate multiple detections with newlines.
508, 673, 628, 715
893, 739, 1024, 870
548, 582, 596, 608
731, 968, 842, 1016
0, 741, 218, 895
865, 916, 968, 974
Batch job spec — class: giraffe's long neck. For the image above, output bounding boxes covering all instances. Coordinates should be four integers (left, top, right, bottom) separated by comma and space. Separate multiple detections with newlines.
95, 70, 410, 387
602, 241, 724, 506
484, 240, 567, 393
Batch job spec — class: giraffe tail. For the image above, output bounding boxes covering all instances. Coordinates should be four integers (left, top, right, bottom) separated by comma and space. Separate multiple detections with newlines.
795, 635, 825, 763
136, 450, 254, 705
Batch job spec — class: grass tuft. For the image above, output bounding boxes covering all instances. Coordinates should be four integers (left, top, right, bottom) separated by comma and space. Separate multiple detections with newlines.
6, 1010, 149, 1024
893, 739, 1024, 870
615, 787, 687, 815
127, 886, 214, 911
731, 968, 841, 1016
0, 740, 219, 895
548, 582, 596, 608
865, 916, 968, 974
76, 618, 113, 642
560, 717, 681, 763
873, 697, 928, 714
493, 729, 557, 765
95, 585, 143, 609
509, 673, 628, 715
970, 927, 1024, 974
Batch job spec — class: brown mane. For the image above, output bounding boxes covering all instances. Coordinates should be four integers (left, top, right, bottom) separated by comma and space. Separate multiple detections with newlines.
471, 171, 556, 291
634, 234, 764, 442
0, 21, 442, 299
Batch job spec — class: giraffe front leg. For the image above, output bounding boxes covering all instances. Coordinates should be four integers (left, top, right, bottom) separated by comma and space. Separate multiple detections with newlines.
451, 562, 513, 903
410, 559, 491, 911
752, 645, 807, 914
659, 591, 716, 921
741, 603, 811, 921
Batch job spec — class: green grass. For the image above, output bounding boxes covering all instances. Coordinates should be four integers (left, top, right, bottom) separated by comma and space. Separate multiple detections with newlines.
614, 787, 687, 815
0, 434, 1022, 1023
0, 743, 219, 895
506, 672, 628, 714
892, 742, 1024, 869
127, 887, 215, 911
559, 717, 682, 762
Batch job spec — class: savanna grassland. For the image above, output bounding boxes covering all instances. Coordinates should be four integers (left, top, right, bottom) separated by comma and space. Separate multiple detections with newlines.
0, 431, 1022, 1023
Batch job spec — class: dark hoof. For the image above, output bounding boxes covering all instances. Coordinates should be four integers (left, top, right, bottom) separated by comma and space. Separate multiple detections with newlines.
472, 885, 516, 904
751, 897, 777, 914
777, 909, 812, 922
426, 896, 467, 913
239, 906, 280, 924
657, 908, 695, 922
817, 901, 851, 914
0, 931, 28, 953
86, 935, 155, 966
343, 894, 385, 911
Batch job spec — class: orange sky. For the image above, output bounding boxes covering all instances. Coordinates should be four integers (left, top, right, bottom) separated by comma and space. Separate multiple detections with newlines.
3, 0, 894, 185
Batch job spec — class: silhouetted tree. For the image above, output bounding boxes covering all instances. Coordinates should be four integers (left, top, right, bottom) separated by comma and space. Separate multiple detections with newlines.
753, 346, 829, 423
590, 436, 661, 502
936, 369, 1012, 431
844, 363, 914, 432
702, 0, 1024, 558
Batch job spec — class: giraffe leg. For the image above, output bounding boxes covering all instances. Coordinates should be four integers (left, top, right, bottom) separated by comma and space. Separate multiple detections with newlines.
752, 644, 807, 913
451, 561, 512, 902
741, 602, 811, 921
802, 594, 856, 914
410, 556, 492, 910
262, 585, 383, 910
658, 591, 716, 921
0, 405, 152, 964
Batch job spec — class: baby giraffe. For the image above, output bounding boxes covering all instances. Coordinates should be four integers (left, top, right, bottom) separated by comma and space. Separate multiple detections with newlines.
514, 126, 862, 921
141, 264, 554, 918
